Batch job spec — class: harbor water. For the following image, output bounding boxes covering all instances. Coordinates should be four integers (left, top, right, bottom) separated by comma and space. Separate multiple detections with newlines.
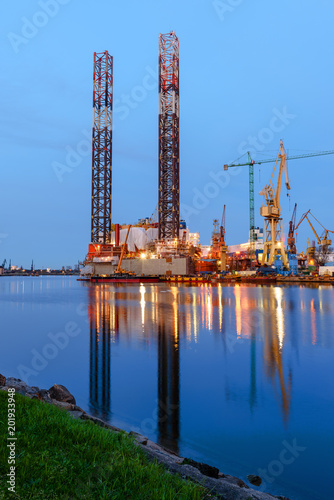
1, 276, 333, 500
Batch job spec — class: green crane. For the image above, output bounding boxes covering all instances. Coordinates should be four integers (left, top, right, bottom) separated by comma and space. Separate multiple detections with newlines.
224, 147, 334, 264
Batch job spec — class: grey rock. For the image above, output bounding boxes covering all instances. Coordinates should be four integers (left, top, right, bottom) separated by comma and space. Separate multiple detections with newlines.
129, 431, 148, 445
26, 387, 39, 395
222, 474, 249, 489
48, 384, 76, 404
12, 388, 26, 396
140, 444, 278, 500
73, 405, 86, 413
68, 410, 84, 419
5, 378, 28, 394
51, 400, 74, 411
37, 389, 52, 403
6, 377, 26, 387
38, 389, 49, 398
81, 414, 122, 433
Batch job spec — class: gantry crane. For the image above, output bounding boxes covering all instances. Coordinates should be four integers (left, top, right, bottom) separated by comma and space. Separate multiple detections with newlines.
224, 147, 334, 256
259, 140, 290, 266
287, 203, 297, 254
295, 210, 333, 253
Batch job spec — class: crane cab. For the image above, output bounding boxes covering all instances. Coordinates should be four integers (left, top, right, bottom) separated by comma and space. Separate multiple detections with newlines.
260, 206, 280, 217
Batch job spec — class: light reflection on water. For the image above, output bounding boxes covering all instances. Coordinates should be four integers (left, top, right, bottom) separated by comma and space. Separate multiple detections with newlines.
1, 277, 333, 500
83, 282, 333, 500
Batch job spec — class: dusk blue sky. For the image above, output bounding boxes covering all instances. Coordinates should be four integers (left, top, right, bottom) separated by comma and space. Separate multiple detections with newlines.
1, 0, 334, 268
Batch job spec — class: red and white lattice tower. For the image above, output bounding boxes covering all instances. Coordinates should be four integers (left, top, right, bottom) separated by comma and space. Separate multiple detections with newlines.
91, 51, 113, 243
158, 32, 180, 240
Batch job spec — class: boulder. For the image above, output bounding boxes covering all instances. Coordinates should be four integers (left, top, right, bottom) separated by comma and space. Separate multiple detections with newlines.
5, 378, 28, 394
0, 374, 6, 386
38, 389, 52, 403
48, 384, 76, 404
247, 474, 262, 486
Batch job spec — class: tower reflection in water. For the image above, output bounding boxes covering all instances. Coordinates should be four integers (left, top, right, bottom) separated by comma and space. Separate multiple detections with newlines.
88, 286, 116, 419
157, 290, 180, 453
86, 283, 324, 447
87, 283, 180, 452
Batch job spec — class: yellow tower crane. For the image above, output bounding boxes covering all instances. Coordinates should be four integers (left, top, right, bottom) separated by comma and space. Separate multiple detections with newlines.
259, 140, 291, 266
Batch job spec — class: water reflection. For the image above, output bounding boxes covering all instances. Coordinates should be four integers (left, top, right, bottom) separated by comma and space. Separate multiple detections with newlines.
87, 284, 180, 451
88, 286, 113, 419
86, 283, 329, 446
157, 300, 180, 453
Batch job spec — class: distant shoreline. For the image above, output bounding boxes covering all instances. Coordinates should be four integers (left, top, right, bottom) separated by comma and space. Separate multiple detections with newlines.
0, 271, 79, 277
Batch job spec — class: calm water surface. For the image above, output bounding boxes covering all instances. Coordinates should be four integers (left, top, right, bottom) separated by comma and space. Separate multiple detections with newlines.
1, 276, 333, 500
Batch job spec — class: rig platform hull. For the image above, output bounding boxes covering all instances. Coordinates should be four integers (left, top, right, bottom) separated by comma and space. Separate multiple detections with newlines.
83, 274, 161, 284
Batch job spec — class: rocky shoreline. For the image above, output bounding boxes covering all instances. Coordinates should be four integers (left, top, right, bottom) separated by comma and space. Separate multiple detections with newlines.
0, 375, 291, 500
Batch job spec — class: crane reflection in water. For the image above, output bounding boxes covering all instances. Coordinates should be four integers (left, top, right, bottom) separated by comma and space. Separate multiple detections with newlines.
85, 282, 325, 448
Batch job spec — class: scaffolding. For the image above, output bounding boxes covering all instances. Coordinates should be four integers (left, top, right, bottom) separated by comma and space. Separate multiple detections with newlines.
91, 51, 113, 243
158, 32, 180, 240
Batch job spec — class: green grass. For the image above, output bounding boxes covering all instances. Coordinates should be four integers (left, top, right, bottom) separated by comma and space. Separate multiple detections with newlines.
0, 392, 207, 499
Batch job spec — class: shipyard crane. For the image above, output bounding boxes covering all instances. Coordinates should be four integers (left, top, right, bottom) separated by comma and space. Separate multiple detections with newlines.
259, 140, 290, 266
295, 210, 333, 253
220, 205, 226, 240
210, 219, 220, 259
224, 146, 334, 255
219, 205, 228, 272
287, 203, 297, 254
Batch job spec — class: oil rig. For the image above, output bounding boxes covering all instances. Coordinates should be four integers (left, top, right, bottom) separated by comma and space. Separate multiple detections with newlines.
81, 35, 334, 282
82, 34, 202, 278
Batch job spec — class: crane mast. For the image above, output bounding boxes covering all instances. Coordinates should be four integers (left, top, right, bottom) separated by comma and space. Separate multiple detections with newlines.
219, 205, 227, 272
287, 203, 297, 254
295, 210, 333, 251
259, 140, 291, 266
